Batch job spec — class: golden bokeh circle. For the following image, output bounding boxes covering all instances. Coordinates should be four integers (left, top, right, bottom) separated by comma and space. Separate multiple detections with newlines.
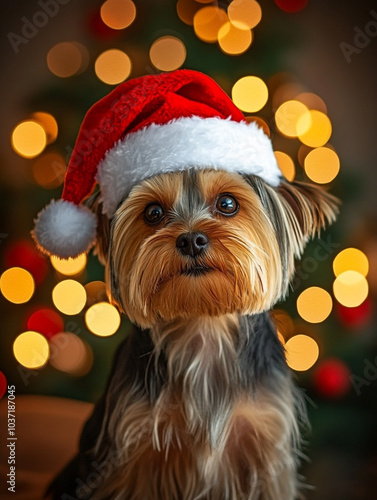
232, 76, 268, 113
11, 121, 47, 158
13, 331, 50, 369
47, 42, 84, 78
228, 0, 262, 30
0, 267, 35, 304
32, 112, 58, 144
193, 6, 228, 43
95, 49, 132, 85
52, 280, 87, 315
297, 286, 333, 323
304, 147, 340, 184
218, 22, 252, 55
298, 110, 332, 147
100, 0, 136, 30
285, 334, 319, 371
85, 302, 121, 337
149, 36, 187, 71
333, 270, 369, 308
50, 254, 87, 276
333, 248, 369, 278
275, 100, 311, 138
274, 151, 295, 181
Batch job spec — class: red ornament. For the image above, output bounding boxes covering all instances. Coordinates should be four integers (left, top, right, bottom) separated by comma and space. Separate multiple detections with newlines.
3, 239, 48, 284
27, 308, 64, 339
336, 298, 373, 329
0, 371, 7, 399
274, 0, 309, 13
313, 358, 351, 399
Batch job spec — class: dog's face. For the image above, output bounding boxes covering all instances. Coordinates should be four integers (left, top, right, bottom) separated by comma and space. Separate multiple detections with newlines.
91, 169, 338, 328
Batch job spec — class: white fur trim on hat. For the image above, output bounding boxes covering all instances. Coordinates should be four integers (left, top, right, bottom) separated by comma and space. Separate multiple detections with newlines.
32, 199, 97, 258
96, 116, 281, 216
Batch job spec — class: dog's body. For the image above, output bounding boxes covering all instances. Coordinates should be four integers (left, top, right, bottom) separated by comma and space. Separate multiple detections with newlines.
52, 314, 301, 500
49, 169, 337, 500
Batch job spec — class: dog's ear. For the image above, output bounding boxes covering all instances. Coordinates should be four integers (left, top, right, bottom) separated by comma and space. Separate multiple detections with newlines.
243, 175, 339, 261
276, 180, 339, 240
85, 191, 111, 264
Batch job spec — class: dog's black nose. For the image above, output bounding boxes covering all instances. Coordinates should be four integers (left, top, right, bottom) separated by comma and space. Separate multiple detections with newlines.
176, 232, 209, 258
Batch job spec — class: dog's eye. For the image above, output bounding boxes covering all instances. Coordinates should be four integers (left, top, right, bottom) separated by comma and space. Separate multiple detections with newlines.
144, 204, 165, 224
215, 194, 239, 216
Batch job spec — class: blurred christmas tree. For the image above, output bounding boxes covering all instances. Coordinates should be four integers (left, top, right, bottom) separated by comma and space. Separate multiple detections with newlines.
1, 1, 376, 498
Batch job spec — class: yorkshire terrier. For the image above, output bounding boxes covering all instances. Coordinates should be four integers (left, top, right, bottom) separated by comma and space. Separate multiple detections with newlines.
49, 168, 338, 500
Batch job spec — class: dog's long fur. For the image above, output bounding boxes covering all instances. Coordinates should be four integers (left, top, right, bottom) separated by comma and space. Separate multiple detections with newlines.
49, 170, 338, 500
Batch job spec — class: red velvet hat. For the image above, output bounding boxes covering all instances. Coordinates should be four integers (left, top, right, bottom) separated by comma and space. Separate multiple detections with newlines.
33, 69, 281, 258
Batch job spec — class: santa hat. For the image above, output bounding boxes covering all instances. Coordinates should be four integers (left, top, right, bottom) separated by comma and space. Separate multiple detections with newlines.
33, 69, 281, 258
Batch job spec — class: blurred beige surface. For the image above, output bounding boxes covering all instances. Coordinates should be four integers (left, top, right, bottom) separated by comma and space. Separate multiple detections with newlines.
0, 395, 93, 500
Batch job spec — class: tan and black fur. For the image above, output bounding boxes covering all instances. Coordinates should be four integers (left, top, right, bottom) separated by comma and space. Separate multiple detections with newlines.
49, 169, 338, 500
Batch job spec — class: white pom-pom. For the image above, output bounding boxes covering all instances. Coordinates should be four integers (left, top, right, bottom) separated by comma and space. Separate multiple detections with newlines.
32, 200, 97, 258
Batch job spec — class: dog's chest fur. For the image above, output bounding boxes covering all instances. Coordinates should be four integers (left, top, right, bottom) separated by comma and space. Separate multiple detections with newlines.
90, 313, 300, 500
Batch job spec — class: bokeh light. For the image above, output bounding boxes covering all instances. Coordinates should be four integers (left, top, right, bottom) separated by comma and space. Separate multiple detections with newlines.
228, 0, 262, 29
304, 147, 340, 184
100, 0, 136, 30
193, 6, 228, 43
149, 36, 186, 71
298, 110, 332, 147
333, 270, 369, 308
275, 100, 311, 137
176, 0, 202, 26
336, 298, 373, 329
313, 358, 351, 398
297, 286, 333, 323
0, 371, 7, 399
52, 280, 87, 315
245, 116, 270, 136
85, 281, 108, 307
232, 76, 268, 113
272, 309, 294, 340
0, 267, 35, 304
95, 49, 132, 85
49, 332, 93, 376
272, 81, 304, 110
47, 42, 88, 78
51, 254, 87, 276
3, 240, 48, 285
274, 0, 308, 13
13, 331, 50, 369
218, 22, 253, 55
32, 152, 67, 189
333, 248, 369, 277
274, 151, 295, 181
85, 302, 121, 337
32, 112, 58, 144
295, 92, 327, 114
297, 144, 312, 167
285, 334, 319, 371
27, 308, 64, 340
11, 121, 47, 158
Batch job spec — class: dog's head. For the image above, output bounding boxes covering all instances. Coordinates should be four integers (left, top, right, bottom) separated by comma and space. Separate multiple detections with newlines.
88, 168, 338, 328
